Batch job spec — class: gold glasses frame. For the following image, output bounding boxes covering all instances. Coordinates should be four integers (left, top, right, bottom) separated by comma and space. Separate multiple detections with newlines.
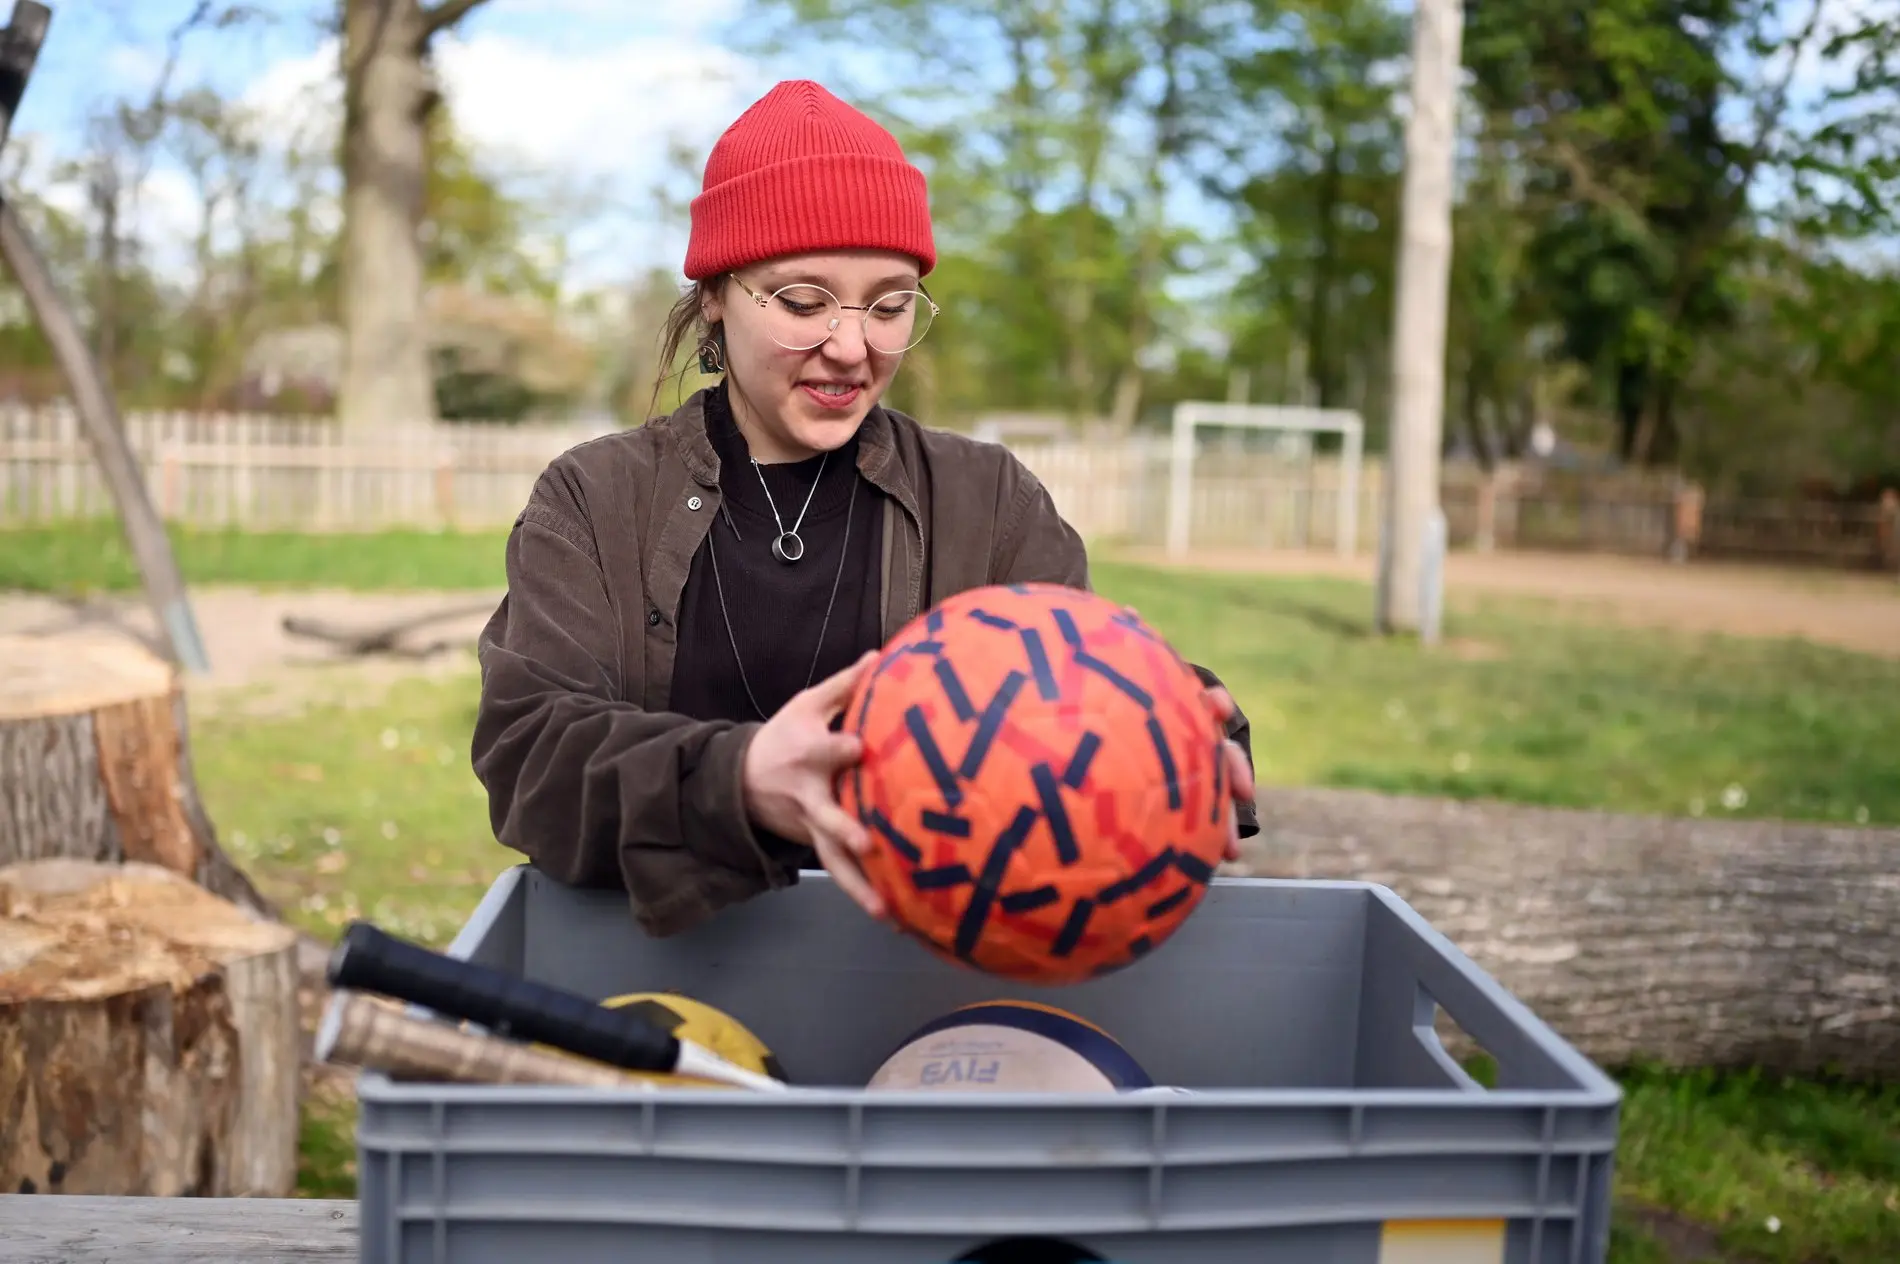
731, 275, 941, 354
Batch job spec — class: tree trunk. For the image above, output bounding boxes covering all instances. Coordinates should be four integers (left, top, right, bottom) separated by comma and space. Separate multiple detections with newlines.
0, 858, 301, 1197
1242, 785, 1900, 1078
0, 633, 271, 919
338, 0, 440, 431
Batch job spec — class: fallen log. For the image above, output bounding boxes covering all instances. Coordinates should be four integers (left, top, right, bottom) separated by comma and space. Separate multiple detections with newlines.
0, 634, 271, 918
0, 858, 301, 1196
1244, 785, 1900, 1078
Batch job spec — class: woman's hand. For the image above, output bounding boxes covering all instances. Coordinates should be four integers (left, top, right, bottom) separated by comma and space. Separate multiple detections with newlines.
740, 650, 887, 920
1200, 685, 1256, 863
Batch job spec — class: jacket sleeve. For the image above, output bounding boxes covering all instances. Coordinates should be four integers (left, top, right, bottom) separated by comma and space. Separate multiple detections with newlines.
470, 487, 792, 937
988, 456, 1260, 839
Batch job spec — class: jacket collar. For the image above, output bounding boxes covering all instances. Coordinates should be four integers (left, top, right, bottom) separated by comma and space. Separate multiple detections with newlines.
668, 384, 917, 522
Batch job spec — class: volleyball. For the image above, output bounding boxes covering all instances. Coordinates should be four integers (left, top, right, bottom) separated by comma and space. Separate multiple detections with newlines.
865, 1000, 1152, 1093
839, 582, 1232, 985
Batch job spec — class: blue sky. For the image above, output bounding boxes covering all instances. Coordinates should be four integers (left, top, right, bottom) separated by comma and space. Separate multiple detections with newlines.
4, 0, 1889, 295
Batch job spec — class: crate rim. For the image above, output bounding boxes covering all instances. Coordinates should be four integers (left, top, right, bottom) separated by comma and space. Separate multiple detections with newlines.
343, 864, 1625, 1108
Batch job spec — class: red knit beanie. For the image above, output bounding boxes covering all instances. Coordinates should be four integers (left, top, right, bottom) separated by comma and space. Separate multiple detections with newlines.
685, 80, 936, 280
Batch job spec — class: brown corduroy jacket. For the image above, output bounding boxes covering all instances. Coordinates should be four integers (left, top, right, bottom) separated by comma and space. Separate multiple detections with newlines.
470, 389, 1258, 937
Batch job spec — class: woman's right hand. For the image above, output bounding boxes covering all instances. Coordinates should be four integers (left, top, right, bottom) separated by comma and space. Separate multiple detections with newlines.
740, 650, 887, 920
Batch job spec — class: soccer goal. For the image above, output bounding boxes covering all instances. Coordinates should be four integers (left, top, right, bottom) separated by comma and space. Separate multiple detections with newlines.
1165, 401, 1366, 560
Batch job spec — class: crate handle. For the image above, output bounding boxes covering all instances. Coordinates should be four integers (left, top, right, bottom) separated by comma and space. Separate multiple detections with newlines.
1411, 982, 1487, 1093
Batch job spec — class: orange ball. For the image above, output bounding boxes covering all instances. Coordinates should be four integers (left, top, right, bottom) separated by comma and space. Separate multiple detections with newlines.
838, 583, 1232, 985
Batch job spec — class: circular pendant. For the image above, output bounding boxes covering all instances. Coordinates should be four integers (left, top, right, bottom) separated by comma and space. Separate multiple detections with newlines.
771, 532, 804, 563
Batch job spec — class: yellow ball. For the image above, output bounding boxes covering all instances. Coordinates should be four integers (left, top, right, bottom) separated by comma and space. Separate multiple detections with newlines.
594, 992, 789, 1088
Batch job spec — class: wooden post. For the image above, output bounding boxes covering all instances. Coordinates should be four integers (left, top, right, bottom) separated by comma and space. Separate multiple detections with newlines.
1473, 470, 1497, 553
1878, 488, 1898, 575
1669, 481, 1705, 563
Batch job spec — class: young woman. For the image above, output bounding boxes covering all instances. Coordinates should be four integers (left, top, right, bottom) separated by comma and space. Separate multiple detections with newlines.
471, 80, 1258, 938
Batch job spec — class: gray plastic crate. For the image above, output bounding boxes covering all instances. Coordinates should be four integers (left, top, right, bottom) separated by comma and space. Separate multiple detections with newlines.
354, 866, 1621, 1264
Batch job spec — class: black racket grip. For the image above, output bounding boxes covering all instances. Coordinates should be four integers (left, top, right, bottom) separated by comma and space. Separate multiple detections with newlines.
327, 920, 679, 1075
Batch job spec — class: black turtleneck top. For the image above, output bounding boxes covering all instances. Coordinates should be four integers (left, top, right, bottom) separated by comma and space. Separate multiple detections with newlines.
669, 382, 886, 731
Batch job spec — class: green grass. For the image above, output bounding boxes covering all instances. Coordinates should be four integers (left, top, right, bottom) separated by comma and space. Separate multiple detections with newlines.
140, 532, 1899, 1259
0, 521, 509, 593
1094, 560, 1900, 828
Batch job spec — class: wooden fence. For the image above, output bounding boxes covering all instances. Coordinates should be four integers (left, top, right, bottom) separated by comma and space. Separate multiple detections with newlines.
2, 405, 1896, 571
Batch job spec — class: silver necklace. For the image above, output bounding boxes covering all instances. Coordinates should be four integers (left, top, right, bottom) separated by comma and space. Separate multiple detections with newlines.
707, 477, 856, 721
752, 451, 827, 563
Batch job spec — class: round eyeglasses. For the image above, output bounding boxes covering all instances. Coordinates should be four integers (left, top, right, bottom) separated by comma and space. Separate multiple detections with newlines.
732, 277, 939, 355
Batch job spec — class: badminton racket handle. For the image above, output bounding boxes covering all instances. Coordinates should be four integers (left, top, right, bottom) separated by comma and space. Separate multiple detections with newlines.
326, 920, 680, 1075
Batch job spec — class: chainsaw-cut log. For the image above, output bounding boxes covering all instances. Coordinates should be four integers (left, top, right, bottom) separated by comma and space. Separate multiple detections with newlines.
0, 858, 301, 1196
1244, 785, 1900, 1078
0, 634, 271, 918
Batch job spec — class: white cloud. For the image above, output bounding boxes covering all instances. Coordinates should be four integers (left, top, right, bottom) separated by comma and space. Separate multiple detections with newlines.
432, 30, 748, 186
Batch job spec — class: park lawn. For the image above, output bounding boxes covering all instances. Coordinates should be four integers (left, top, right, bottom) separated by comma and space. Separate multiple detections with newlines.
171, 551, 1900, 1262
0, 521, 511, 593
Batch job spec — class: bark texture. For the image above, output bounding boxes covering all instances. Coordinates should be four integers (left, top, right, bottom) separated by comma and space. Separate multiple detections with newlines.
0, 634, 273, 918
1243, 786, 1900, 1078
0, 859, 301, 1197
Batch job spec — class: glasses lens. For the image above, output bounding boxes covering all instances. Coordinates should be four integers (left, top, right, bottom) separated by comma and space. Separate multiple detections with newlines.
864, 290, 934, 354
762, 284, 839, 350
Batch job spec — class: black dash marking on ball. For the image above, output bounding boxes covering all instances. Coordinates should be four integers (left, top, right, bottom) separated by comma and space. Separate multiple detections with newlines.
864, 809, 922, 864
1050, 897, 1094, 957
1111, 610, 1166, 644
968, 607, 1020, 632
1051, 606, 1084, 649
1061, 732, 1101, 789
908, 638, 946, 658
1006, 583, 1035, 595
953, 805, 1039, 961
1076, 649, 1154, 710
1030, 763, 1080, 865
1146, 715, 1183, 811
1146, 886, 1194, 919
956, 670, 1026, 781
903, 705, 964, 809
1000, 884, 1059, 914
1128, 935, 1154, 958
1174, 851, 1215, 884
912, 863, 974, 891
1019, 628, 1059, 701
933, 658, 976, 722
926, 608, 945, 636
920, 809, 972, 837
1098, 848, 1177, 904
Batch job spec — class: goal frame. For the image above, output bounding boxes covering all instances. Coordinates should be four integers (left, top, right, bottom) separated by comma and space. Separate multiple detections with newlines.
1165, 402, 1365, 560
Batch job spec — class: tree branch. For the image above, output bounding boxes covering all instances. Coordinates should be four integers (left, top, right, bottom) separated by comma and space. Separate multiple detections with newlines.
420, 0, 490, 41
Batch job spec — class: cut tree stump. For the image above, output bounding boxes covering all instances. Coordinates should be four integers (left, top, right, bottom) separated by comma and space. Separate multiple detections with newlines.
0, 858, 301, 1196
0, 633, 271, 919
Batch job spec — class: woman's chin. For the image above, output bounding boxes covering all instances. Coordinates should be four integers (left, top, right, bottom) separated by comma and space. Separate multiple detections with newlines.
786, 397, 878, 452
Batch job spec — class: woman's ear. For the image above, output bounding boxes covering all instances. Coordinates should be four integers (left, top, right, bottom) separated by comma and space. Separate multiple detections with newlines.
700, 276, 727, 326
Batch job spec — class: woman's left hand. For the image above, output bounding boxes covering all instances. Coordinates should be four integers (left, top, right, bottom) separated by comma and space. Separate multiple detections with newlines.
1200, 685, 1256, 863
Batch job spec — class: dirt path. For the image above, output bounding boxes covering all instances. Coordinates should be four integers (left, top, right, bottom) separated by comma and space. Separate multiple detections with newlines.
0, 586, 503, 716
1111, 546, 1900, 660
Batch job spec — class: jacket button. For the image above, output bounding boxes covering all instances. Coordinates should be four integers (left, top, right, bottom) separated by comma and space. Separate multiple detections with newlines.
647, 609, 662, 626
687, 495, 702, 511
